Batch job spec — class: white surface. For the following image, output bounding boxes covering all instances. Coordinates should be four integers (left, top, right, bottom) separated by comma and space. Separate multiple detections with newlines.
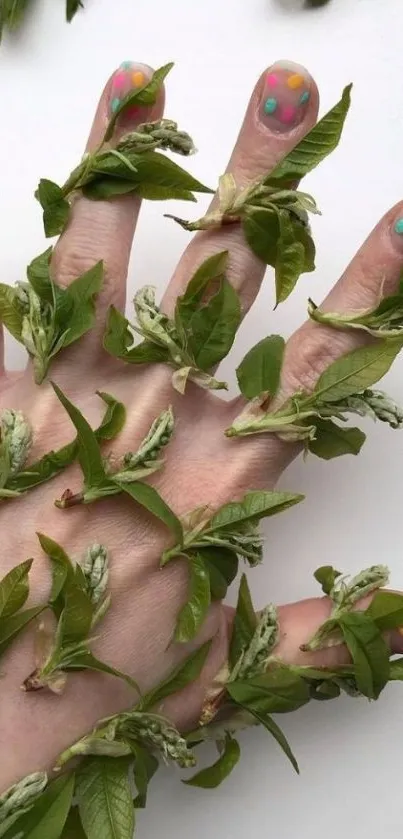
1, 0, 403, 835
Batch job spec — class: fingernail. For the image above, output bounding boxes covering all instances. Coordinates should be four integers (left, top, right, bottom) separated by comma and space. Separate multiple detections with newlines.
260, 61, 312, 132
391, 214, 403, 250
109, 62, 152, 122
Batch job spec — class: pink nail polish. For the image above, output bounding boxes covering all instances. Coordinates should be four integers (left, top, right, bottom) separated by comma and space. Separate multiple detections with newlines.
260, 61, 312, 133
109, 62, 152, 123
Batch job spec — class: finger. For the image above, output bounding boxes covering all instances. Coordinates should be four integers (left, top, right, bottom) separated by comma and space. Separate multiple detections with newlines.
276, 591, 403, 668
51, 62, 165, 348
278, 201, 403, 400
162, 61, 319, 316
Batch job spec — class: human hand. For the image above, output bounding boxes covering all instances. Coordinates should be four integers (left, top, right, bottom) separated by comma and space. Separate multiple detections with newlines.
2, 60, 403, 790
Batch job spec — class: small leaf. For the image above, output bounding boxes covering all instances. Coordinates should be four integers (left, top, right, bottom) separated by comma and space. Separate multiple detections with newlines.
187, 278, 241, 371
184, 734, 240, 788
338, 611, 390, 699
314, 565, 342, 596
312, 342, 402, 404
229, 574, 257, 669
36, 179, 70, 238
1, 774, 74, 839
27, 248, 55, 302
198, 547, 238, 600
117, 480, 183, 544
141, 642, 211, 710
0, 606, 44, 657
61, 262, 103, 347
61, 649, 140, 693
242, 208, 279, 267
131, 745, 159, 808
244, 706, 299, 773
366, 590, 403, 631
174, 554, 211, 643
227, 667, 310, 714
0, 559, 32, 618
175, 252, 229, 335
0, 284, 23, 341
236, 336, 285, 400
76, 757, 135, 839
66, 0, 84, 22
37, 533, 74, 607
58, 584, 94, 645
95, 392, 126, 441
275, 211, 306, 305
308, 418, 366, 459
208, 490, 304, 532
268, 85, 352, 184
103, 306, 168, 363
52, 384, 107, 489
389, 658, 403, 680
104, 63, 174, 142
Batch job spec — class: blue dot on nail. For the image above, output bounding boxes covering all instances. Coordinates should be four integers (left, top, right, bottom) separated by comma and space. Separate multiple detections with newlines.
264, 97, 277, 115
120, 61, 133, 70
111, 97, 121, 114
300, 91, 310, 105
395, 219, 403, 235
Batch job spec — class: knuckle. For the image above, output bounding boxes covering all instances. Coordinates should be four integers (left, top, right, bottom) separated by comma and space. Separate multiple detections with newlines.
283, 323, 353, 395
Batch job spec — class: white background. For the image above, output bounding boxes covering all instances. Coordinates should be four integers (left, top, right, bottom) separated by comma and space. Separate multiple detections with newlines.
1, 0, 403, 835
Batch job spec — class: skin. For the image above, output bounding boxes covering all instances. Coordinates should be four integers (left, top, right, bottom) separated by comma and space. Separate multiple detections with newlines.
1, 59, 403, 791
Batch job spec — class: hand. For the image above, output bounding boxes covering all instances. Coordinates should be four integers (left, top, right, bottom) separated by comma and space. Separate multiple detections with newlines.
1, 60, 403, 789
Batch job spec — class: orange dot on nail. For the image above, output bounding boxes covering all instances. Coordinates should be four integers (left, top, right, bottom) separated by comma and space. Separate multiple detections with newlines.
287, 73, 304, 90
132, 71, 145, 87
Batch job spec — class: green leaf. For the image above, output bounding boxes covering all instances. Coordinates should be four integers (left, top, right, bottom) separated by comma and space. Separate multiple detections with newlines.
208, 490, 304, 532
268, 85, 352, 183
229, 573, 257, 669
36, 179, 70, 238
312, 342, 402, 404
95, 392, 126, 441
314, 565, 342, 596
366, 590, 403, 631
1, 774, 74, 839
275, 211, 306, 305
61, 650, 140, 693
227, 667, 310, 714
66, 0, 84, 22
0, 284, 23, 341
60, 807, 86, 838
141, 642, 212, 710
52, 384, 107, 489
242, 208, 279, 267
389, 658, 403, 680
37, 532, 74, 607
103, 306, 168, 364
338, 611, 390, 699
175, 252, 229, 335
61, 262, 103, 347
174, 554, 211, 643
58, 585, 94, 645
104, 63, 174, 142
243, 706, 299, 773
84, 152, 212, 201
308, 418, 366, 459
0, 559, 32, 618
199, 547, 238, 600
76, 757, 135, 839
187, 278, 241, 371
184, 734, 240, 788
117, 481, 183, 544
236, 335, 285, 400
131, 745, 159, 807
0, 606, 44, 657
27, 248, 55, 302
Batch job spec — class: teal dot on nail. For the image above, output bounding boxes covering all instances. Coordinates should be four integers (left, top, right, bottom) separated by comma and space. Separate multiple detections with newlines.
264, 97, 277, 115
395, 219, 403, 235
111, 97, 121, 114
120, 61, 133, 70
300, 91, 310, 105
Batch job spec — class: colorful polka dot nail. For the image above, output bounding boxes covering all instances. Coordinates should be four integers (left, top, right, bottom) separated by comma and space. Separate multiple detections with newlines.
109, 62, 152, 123
261, 62, 311, 132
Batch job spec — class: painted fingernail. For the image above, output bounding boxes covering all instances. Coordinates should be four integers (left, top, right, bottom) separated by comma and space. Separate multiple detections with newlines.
260, 61, 312, 132
109, 62, 152, 122
390, 214, 403, 250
